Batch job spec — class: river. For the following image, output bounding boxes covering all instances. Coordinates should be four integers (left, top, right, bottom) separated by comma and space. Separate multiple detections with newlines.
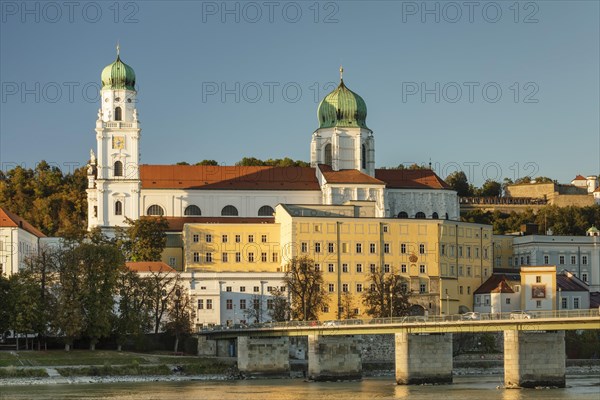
1, 376, 599, 400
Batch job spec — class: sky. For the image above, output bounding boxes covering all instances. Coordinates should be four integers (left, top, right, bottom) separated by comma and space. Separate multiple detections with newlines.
1, 0, 599, 186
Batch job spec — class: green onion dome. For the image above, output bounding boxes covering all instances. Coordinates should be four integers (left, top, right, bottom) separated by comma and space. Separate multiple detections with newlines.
101, 54, 136, 90
317, 72, 368, 129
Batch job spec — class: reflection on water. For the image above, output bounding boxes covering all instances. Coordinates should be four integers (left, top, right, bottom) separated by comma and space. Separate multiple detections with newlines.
1, 376, 599, 400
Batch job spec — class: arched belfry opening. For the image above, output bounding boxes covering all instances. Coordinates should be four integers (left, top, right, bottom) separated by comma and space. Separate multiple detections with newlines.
324, 143, 332, 166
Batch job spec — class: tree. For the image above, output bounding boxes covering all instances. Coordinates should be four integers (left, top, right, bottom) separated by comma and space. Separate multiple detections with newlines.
283, 256, 328, 321
478, 179, 502, 197
0, 275, 10, 341
235, 157, 309, 167
340, 292, 357, 320
116, 217, 168, 261
113, 268, 152, 351
164, 284, 195, 353
54, 244, 85, 351
445, 171, 474, 197
6, 272, 39, 350
362, 271, 410, 318
145, 267, 181, 334
195, 160, 219, 166
268, 288, 289, 322
243, 294, 261, 324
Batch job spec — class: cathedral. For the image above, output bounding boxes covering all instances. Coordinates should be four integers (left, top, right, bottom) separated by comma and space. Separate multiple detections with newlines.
86, 51, 459, 232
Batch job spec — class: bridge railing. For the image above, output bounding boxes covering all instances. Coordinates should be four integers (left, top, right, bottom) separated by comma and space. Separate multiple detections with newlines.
199, 308, 599, 332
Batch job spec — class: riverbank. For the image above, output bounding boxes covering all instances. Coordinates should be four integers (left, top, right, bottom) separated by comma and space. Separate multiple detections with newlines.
2, 365, 599, 387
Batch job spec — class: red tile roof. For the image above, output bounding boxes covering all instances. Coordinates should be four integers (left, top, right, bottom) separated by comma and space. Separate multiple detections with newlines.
126, 261, 176, 273
165, 217, 274, 231
572, 175, 587, 181
140, 165, 320, 191
0, 207, 46, 238
474, 273, 520, 295
318, 164, 385, 185
375, 169, 450, 190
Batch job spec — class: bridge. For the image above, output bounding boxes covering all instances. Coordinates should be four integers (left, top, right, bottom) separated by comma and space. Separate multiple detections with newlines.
198, 310, 600, 388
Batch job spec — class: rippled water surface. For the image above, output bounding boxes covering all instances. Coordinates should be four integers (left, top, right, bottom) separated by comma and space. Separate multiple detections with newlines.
1, 376, 599, 400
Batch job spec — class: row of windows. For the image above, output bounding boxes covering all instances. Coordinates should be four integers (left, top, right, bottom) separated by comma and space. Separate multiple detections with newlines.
146, 204, 275, 217
516, 254, 590, 266
318, 282, 428, 294
192, 252, 279, 263
397, 211, 449, 220
314, 263, 428, 274
300, 242, 427, 254
192, 234, 270, 244
223, 285, 285, 293
441, 244, 489, 259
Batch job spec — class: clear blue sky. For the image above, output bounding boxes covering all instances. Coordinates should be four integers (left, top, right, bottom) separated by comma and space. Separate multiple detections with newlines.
1, 0, 598, 186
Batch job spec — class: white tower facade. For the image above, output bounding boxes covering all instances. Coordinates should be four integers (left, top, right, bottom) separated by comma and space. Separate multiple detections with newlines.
87, 50, 141, 231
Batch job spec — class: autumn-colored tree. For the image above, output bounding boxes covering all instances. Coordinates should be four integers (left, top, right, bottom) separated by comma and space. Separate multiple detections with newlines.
362, 271, 411, 318
284, 256, 328, 321
116, 217, 168, 261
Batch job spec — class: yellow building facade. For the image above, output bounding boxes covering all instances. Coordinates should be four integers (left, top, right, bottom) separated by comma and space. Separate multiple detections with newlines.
181, 203, 494, 321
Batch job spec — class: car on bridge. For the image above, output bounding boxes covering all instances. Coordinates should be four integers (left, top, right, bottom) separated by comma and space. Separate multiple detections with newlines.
460, 312, 480, 320
510, 310, 533, 319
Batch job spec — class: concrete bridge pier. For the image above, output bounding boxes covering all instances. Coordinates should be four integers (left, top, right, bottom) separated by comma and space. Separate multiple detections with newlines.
237, 336, 290, 378
504, 330, 566, 388
395, 332, 453, 385
308, 334, 362, 381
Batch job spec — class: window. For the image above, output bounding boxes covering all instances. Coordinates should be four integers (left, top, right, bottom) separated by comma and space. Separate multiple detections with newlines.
419, 283, 427, 293
193, 252, 200, 262
221, 205, 238, 216
205, 234, 212, 243
314, 224, 321, 233
582, 255, 588, 265
432, 212, 439, 219
384, 264, 390, 273
458, 246, 463, 257
342, 283, 349, 293
248, 235, 254, 243
240, 286, 245, 292
467, 286, 471, 295
342, 243, 349, 253
419, 265, 426, 274
382, 224, 389, 233
398, 211, 408, 219
184, 205, 201, 216
253, 299, 260, 310
361, 144, 367, 169
261, 252, 267, 262
267, 299, 274, 310
544, 255, 549, 264
466, 266, 471, 276
301, 242, 308, 253
526, 255, 530, 265
570, 255, 577, 265
415, 212, 426, 219
206, 299, 213, 309
466, 246, 471, 258
197, 299, 204, 309
235, 252, 241, 262
458, 265, 463, 276
401, 264, 407, 273
483, 248, 488, 259
356, 283, 363, 292
505, 298, 510, 304
169, 257, 176, 267
315, 264, 321, 272
369, 243, 376, 254
114, 106, 122, 121
193, 234, 199, 243
401, 283, 408, 293
514, 256, 519, 266
272, 253, 278, 262
235, 235, 241, 243
240, 299, 246, 310
342, 264, 348, 273
484, 296, 490, 306
536, 300, 542, 308
328, 283, 335, 292
258, 205, 274, 216
559, 255, 565, 265
115, 200, 122, 215
459, 286, 463, 295
535, 276, 541, 283
356, 264, 363, 273
221, 234, 228, 243
226, 299, 233, 310
322, 306, 330, 313
370, 264, 376, 273
401, 243, 407, 254
254, 286, 259, 293
226, 286, 232, 292
419, 244, 425, 254
113, 160, 123, 177
261, 235, 267, 243
314, 242, 321, 253
147, 204, 164, 216
514, 285, 520, 293
561, 297, 567, 309
582, 273, 588, 282
327, 243, 335, 253
356, 243, 362, 253
324, 143, 332, 166
328, 264, 334, 272
384, 243, 390, 254
248, 252, 254, 262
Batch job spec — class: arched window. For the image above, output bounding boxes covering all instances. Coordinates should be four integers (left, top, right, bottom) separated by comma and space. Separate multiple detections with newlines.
324, 143, 332, 166
221, 205, 239, 216
398, 211, 408, 219
415, 212, 426, 219
432, 212, 439, 219
361, 144, 367, 169
258, 205, 275, 216
115, 201, 122, 216
114, 107, 122, 121
147, 204, 164, 216
184, 205, 201, 216
114, 161, 123, 177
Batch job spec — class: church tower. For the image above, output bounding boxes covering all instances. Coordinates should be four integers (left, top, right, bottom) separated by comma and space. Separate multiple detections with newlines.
310, 67, 375, 176
87, 46, 141, 231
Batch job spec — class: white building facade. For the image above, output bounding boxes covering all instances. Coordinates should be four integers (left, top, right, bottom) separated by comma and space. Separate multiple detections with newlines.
0, 207, 46, 277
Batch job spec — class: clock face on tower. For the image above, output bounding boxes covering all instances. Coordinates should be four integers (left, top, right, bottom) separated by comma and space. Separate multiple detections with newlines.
112, 136, 125, 150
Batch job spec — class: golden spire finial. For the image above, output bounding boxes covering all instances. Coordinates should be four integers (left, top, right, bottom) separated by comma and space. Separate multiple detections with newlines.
116, 41, 120, 57
339, 65, 344, 81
